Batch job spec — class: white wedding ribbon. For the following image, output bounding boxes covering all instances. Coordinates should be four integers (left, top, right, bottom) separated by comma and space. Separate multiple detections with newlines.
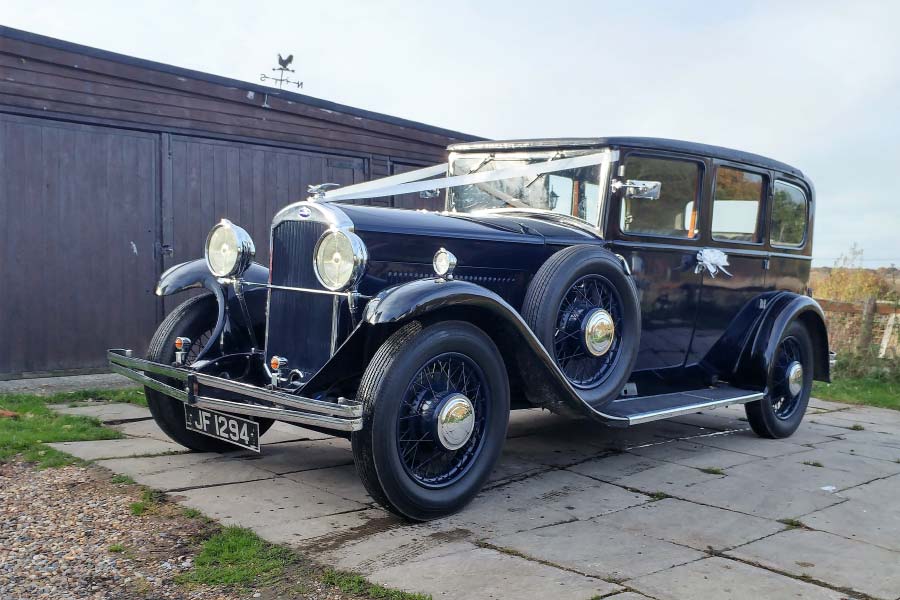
321, 150, 619, 202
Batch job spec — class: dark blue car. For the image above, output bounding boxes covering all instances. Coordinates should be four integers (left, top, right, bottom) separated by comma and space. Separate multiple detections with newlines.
110, 137, 831, 520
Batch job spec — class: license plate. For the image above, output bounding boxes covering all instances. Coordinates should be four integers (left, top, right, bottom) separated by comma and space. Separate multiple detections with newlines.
184, 404, 260, 452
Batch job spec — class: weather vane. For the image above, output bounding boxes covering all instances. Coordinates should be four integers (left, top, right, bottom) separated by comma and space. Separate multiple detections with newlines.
260, 53, 303, 90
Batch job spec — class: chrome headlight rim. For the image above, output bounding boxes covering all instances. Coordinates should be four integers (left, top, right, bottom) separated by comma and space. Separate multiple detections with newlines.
204, 219, 256, 278
313, 228, 368, 291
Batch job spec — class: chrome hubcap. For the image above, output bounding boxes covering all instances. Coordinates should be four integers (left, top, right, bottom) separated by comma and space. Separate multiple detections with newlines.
435, 393, 475, 451
583, 309, 616, 357
787, 361, 804, 397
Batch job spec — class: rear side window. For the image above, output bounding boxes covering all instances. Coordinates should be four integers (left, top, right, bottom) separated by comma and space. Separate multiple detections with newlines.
712, 167, 764, 243
619, 156, 701, 238
771, 181, 808, 247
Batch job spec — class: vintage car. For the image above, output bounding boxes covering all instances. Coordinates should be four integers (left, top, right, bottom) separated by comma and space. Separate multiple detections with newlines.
109, 137, 831, 520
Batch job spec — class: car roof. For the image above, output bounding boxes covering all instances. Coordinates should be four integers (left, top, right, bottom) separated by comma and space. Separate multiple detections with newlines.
447, 137, 807, 181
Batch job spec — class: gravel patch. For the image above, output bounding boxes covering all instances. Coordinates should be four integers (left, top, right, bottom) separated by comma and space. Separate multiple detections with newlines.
0, 460, 239, 600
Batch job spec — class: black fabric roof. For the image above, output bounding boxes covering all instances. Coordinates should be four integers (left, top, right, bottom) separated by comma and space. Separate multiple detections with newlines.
449, 137, 805, 178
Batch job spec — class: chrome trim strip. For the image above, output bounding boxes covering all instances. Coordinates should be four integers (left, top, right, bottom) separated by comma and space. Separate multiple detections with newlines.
271, 199, 354, 231
194, 396, 362, 431
242, 281, 369, 298
624, 392, 763, 425
192, 372, 362, 418
108, 363, 188, 403
108, 350, 188, 382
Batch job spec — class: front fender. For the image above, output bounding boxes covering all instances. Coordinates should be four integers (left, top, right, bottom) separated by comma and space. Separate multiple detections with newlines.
306, 278, 629, 423
738, 293, 831, 387
155, 259, 270, 358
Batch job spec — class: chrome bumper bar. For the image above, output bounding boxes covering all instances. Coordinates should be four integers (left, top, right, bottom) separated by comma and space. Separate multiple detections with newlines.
107, 349, 363, 432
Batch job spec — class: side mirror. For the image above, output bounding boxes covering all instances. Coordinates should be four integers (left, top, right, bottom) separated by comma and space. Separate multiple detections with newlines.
612, 179, 662, 200
624, 180, 661, 200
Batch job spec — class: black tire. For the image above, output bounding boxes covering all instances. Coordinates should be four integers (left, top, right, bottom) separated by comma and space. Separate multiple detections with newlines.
521, 245, 641, 405
351, 320, 510, 521
745, 321, 813, 439
145, 294, 273, 452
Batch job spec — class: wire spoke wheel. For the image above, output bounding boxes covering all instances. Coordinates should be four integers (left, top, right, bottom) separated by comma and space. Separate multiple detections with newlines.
397, 352, 489, 488
769, 335, 804, 420
553, 274, 624, 388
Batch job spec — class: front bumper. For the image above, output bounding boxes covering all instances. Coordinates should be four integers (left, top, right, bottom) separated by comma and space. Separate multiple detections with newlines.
107, 349, 363, 432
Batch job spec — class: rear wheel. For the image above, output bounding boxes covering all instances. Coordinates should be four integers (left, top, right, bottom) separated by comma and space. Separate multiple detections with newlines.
745, 321, 813, 439
145, 294, 272, 452
351, 320, 510, 521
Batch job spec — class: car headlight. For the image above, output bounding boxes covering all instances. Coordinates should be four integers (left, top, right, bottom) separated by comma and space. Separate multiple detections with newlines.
314, 229, 367, 291
204, 219, 255, 278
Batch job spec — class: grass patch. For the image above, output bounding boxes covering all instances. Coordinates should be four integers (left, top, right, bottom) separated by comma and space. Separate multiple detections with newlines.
183, 508, 203, 519
108, 544, 126, 553
130, 489, 163, 516
43, 387, 147, 407
813, 379, 899, 411
176, 526, 293, 587
803, 461, 824, 468
0, 392, 123, 468
699, 467, 725, 475
111, 474, 135, 485
850, 424, 865, 431
322, 570, 431, 600
779, 518, 804, 528
648, 491, 671, 500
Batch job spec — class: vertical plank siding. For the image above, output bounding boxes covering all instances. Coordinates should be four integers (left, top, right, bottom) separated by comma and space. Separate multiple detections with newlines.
0, 27, 476, 378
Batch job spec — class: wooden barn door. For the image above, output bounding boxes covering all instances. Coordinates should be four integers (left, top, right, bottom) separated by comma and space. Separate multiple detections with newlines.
161, 135, 365, 313
0, 114, 159, 377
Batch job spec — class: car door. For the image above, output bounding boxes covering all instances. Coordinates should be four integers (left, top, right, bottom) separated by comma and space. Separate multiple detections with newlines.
606, 151, 706, 372
687, 161, 771, 364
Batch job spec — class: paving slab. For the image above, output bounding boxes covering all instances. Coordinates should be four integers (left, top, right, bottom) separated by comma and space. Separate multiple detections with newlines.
175, 477, 367, 527
626, 556, 846, 600
596, 498, 784, 551
816, 405, 900, 426
627, 439, 762, 469
256, 508, 398, 546
818, 437, 900, 462
243, 438, 353, 474
282, 464, 372, 505
669, 411, 748, 431
603, 593, 655, 600
501, 433, 610, 467
724, 457, 878, 493
608, 460, 725, 496
434, 469, 649, 538
317, 523, 472, 574
727, 528, 900, 599
262, 421, 333, 443
505, 407, 569, 438
110, 418, 173, 442
567, 451, 667, 482
802, 498, 900, 552
0, 373, 134, 395
48, 438, 186, 461
369, 546, 620, 600
691, 429, 815, 457
783, 446, 900, 478
98, 452, 274, 491
51, 402, 152, 422
489, 518, 705, 581
808, 412, 882, 431
670, 472, 844, 520
808, 398, 854, 411
839, 473, 900, 505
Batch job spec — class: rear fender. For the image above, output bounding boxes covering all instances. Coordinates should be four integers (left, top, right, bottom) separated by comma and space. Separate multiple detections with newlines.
733, 293, 831, 387
305, 278, 629, 423
155, 259, 269, 358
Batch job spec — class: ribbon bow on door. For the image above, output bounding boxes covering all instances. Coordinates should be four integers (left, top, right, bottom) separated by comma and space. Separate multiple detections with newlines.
694, 248, 733, 278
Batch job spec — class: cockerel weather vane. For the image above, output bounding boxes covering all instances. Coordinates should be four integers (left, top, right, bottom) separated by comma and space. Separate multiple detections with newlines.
260, 53, 303, 89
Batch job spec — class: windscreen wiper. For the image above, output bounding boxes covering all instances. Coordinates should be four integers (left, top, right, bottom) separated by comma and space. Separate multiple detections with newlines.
524, 152, 564, 188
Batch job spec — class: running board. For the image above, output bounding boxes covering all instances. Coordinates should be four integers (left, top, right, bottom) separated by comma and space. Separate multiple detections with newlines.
605, 385, 763, 425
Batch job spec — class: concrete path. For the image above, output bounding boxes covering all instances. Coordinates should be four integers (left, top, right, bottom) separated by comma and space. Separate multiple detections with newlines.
47, 397, 900, 600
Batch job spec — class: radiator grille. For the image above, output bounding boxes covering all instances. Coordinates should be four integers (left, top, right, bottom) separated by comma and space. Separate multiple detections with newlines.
266, 220, 334, 380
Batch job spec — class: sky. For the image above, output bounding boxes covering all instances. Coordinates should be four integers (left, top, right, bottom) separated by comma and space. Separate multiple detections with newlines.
3, 0, 899, 267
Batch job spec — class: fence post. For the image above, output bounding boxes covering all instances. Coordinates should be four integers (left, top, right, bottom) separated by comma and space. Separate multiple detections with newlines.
858, 296, 877, 354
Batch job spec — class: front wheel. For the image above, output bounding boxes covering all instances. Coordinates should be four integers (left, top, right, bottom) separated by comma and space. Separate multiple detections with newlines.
745, 321, 813, 439
351, 320, 510, 521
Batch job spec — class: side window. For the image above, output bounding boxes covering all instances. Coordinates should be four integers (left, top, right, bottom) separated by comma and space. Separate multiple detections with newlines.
771, 181, 808, 247
619, 156, 701, 238
712, 167, 764, 243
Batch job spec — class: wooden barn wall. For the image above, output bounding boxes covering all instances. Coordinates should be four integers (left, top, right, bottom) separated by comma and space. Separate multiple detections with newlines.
0, 30, 477, 378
